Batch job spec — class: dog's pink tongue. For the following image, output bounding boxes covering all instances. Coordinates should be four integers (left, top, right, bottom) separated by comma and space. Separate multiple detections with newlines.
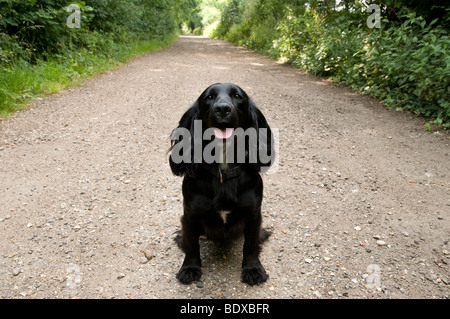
214, 128, 234, 139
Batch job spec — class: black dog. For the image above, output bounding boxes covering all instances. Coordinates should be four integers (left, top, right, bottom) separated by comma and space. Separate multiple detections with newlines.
169, 83, 274, 286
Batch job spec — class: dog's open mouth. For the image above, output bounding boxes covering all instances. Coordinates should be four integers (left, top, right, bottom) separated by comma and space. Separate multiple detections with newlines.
214, 128, 234, 140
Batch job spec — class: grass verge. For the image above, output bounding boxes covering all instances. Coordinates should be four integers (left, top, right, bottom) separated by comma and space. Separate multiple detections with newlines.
0, 33, 179, 118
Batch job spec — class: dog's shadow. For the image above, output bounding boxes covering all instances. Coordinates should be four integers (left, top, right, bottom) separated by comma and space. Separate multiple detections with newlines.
173, 228, 272, 285
174, 231, 245, 283
198, 236, 244, 282
200, 235, 243, 259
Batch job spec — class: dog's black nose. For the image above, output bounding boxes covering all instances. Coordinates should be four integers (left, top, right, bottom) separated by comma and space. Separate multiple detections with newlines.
214, 103, 232, 118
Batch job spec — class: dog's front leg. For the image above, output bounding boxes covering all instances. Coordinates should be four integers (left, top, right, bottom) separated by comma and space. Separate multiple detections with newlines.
176, 214, 202, 284
241, 212, 269, 285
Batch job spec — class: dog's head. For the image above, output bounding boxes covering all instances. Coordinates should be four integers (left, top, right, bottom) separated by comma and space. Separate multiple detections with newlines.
199, 83, 249, 138
169, 83, 274, 177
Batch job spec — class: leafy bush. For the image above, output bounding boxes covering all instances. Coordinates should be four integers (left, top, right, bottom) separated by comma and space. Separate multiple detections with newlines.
361, 14, 450, 125
211, 0, 450, 128
0, 0, 196, 116
0, 0, 183, 63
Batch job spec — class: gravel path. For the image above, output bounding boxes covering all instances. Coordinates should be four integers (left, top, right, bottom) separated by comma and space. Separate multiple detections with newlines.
0, 35, 449, 299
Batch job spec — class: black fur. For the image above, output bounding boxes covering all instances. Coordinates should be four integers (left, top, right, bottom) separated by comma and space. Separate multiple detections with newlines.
169, 83, 274, 286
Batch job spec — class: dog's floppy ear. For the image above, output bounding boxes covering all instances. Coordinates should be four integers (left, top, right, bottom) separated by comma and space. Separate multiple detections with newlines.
248, 98, 275, 172
169, 100, 200, 177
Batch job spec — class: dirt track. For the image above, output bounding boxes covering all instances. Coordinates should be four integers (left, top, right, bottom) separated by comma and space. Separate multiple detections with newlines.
0, 35, 449, 299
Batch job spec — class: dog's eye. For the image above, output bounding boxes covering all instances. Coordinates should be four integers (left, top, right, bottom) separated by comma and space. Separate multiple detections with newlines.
234, 94, 243, 100
205, 95, 214, 101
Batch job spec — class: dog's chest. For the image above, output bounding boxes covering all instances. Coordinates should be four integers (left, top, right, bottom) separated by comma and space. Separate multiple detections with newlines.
218, 210, 231, 224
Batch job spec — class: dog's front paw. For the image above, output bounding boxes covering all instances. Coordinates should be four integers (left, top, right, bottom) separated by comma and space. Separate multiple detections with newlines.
241, 266, 268, 286
176, 266, 202, 284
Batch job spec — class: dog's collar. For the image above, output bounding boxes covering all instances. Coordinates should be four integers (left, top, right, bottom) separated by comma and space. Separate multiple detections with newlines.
217, 166, 241, 183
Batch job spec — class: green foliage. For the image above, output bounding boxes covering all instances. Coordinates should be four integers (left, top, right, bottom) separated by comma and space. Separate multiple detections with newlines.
180, 0, 203, 34
0, 0, 200, 116
208, 0, 450, 128
0, 0, 184, 63
360, 13, 449, 125
213, 0, 288, 54
276, 8, 450, 128
198, 0, 229, 37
